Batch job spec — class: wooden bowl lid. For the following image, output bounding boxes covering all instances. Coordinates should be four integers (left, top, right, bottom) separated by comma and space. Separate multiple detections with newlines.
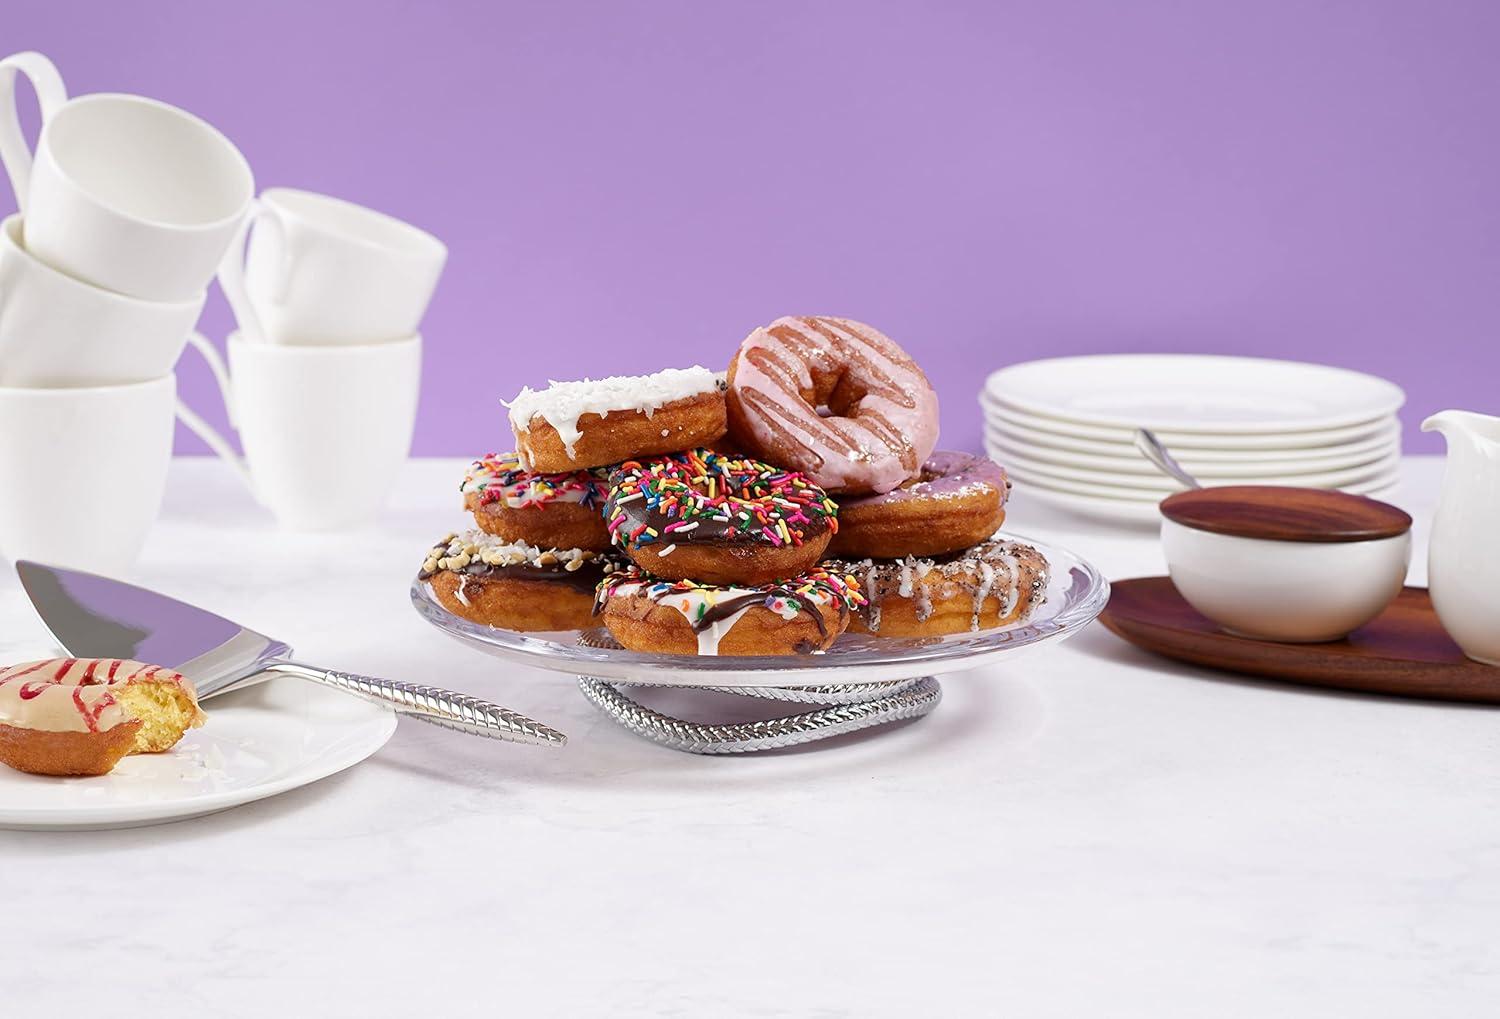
1159, 486, 1412, 543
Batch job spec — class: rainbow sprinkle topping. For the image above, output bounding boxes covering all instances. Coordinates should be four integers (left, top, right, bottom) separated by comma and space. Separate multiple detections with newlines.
594, 563, 868, 620
462, 452, 610, 509
604, 449, 840, 551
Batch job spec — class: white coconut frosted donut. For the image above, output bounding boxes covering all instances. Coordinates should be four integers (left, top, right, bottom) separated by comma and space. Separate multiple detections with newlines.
506, 366, 727, 471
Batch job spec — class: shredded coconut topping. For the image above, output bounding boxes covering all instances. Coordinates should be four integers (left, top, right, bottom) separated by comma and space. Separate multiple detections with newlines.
505, 366, 722, 456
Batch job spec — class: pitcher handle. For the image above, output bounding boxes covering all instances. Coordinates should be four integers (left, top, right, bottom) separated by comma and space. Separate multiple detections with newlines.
0, 51, 67, 212
175, 331, 257, 497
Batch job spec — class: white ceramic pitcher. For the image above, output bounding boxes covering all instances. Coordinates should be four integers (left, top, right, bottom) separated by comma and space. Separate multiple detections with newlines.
1422, 410, 1500, 665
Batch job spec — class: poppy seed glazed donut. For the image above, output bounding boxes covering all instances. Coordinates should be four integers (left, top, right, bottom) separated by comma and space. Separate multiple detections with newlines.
725, 316, 940, 495
827, 539, 1049, 637
828, 451, 1010, 559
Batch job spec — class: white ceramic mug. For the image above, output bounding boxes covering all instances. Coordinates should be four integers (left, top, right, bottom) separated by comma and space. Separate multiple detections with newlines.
219, 188, 446, 345
0, 374, 175, 577
0, 214, 206, 387
176, 332, 421, 530
0, 51, 254, 302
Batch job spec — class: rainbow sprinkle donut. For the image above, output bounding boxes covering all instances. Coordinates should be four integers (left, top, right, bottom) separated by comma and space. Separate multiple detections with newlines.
462, 452, 610, 509
604, 449, 839, 554
594, 563, 867, 655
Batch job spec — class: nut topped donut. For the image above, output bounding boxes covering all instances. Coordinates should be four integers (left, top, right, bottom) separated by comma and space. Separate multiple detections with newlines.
726, 316, 939, 495
462, 452, 612, 551
419, 530, 625, 632
828, 451, 1010, 559
507, 365, 727, 472
595, 563, 866, 656
604, 449, 840, 586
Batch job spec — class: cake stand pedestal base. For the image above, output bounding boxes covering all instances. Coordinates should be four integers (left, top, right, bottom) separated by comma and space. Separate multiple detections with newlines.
577, 676, 942, 754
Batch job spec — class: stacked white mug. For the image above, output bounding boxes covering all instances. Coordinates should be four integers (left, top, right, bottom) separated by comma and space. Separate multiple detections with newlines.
177, 188, 444, 530
0, 51, 254, 576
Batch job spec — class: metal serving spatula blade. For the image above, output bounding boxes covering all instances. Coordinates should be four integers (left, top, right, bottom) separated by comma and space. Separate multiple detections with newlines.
15, 561, 566, 747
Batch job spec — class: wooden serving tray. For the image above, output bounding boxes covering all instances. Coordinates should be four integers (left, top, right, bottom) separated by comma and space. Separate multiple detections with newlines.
1099, 577, 1500, 704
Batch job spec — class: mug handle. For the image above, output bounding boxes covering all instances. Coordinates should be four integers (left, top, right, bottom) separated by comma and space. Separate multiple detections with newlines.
0, 51, 67, 213
174, 331, 258, 497
216, 197, 272, 343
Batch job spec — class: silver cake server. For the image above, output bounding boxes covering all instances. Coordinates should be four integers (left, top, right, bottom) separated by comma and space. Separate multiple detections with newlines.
15, 560, 566, 747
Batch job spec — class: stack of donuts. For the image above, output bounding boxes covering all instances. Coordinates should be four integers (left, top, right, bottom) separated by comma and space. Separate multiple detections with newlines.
420, 315, 1049, 656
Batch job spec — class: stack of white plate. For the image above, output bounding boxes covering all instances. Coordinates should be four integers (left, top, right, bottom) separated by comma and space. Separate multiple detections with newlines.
981, 355, 1406, 525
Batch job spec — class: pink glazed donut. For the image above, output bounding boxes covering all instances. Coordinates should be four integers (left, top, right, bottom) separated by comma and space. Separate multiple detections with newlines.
724, 316, 940, 495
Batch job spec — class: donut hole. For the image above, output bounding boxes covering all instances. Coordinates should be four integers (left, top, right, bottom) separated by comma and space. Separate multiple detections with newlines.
801, 367, 871, 424
826, 371, 872, 418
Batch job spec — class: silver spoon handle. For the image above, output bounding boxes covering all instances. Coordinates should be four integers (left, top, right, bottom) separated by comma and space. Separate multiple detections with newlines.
265, 661, 567, 747
1134, 427, 1202, 490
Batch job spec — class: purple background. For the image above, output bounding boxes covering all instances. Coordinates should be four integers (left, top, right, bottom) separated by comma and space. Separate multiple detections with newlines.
6, 1, 1497, 455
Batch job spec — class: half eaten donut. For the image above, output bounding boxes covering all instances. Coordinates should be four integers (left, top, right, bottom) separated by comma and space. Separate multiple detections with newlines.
0, 658, 206, 776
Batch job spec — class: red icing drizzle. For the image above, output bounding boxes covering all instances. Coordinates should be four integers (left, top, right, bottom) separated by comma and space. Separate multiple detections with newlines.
0, 658, 179, 730
70, 686, 116, 733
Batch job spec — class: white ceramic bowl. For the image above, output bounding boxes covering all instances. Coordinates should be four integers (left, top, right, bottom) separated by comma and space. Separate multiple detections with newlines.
1161, 517, 1411, 642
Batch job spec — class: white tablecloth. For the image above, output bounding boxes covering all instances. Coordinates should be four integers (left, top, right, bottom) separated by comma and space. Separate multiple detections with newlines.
5, 456, 1495, 1016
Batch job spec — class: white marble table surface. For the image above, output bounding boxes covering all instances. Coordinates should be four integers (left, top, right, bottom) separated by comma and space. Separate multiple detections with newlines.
3, 455, 1497, 1016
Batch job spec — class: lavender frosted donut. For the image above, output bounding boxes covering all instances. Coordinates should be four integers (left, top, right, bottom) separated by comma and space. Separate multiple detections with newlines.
725, 316, 940, 495
826, 450, 1010, 559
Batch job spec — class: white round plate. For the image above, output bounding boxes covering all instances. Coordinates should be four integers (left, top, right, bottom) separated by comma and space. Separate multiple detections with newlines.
981, 407, 1402, 460
998, 454, 1401, 504
983, 355, 1404, 434
990, 441, 1402, 492
1011, 477, 1402, 526
1000, 456, 1398, 501
412, 532, 1108, 688
985, 422, 1401, 476
0, 677, 396, 831
982, 397, 1398, 450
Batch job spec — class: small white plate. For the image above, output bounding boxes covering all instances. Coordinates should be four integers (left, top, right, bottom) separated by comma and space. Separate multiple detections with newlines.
984, 355, 1404, 434
983, 397, 1398, 450
989, 441, 1402, 492
982, 408, 1402, 461
0, 677, 396, 831
985, 423, 1401, 476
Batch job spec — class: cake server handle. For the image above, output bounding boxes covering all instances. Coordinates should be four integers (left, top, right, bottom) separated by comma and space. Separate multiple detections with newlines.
263, 661, 568, 747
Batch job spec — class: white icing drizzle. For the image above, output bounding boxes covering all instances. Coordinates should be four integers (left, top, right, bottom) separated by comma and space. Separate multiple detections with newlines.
864, 571, 883, 632
505, 366, 721, 457
695, 605, 755, 656
971, 560, 997, 630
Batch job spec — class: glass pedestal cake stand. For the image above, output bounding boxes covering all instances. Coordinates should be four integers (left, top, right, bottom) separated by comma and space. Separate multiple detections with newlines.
411, 532, 1108, 754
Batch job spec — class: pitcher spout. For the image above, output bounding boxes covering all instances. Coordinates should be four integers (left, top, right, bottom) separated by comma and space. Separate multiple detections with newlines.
1422, 409, 1500, 458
